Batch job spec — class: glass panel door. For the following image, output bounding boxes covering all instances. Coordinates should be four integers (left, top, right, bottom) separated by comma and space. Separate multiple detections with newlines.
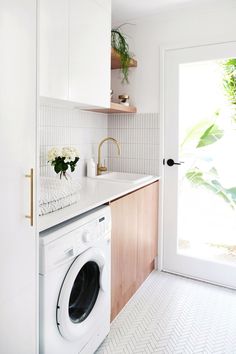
178, 59, 236, 265
163, 42, 236, 288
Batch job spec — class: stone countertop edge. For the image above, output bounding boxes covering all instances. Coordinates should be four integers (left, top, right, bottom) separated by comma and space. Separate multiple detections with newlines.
39, 176, 160, 232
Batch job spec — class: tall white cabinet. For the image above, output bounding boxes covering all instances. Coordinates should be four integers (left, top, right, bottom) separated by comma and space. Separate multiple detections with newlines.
0, 1, 38, 354
0, 0, 111, 352
40, 0, 111, 108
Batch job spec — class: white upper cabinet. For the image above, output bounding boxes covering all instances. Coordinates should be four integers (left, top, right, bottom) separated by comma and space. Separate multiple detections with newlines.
69, 0, 111, 107
40, 0, 69, 100
40, 0, 111, 108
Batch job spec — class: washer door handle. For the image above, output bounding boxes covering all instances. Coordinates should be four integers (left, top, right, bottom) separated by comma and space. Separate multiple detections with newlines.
64, 248, 74, 257
100, 265, 107, 292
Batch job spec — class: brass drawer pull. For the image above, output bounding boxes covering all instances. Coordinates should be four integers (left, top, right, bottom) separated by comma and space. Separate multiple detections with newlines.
25, 168, 34, 226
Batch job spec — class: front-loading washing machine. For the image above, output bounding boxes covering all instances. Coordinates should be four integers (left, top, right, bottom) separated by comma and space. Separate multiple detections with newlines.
39, 205, 111, 354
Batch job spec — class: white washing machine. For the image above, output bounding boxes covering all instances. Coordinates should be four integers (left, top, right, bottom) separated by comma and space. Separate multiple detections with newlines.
39, 206, 111, 354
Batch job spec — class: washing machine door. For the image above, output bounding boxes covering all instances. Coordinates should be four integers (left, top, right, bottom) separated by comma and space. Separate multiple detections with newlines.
57, 247, 108, 341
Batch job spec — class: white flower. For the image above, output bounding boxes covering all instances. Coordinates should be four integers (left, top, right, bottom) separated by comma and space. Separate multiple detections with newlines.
48, 147, 61, 162
62, 147, 79, 162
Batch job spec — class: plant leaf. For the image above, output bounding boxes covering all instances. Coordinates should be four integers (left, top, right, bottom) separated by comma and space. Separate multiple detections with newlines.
211, 180, 235, 206
54, 163, 62, 174
226, 187, 236, 203
62, 163, 68, 172
196, 124, 224, 148
186, 167, 236, 208
209, 167, 218, 176
181, 120, 210, 148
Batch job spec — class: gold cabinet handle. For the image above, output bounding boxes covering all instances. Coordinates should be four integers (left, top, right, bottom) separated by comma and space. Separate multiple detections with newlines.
25, 168, 34, 226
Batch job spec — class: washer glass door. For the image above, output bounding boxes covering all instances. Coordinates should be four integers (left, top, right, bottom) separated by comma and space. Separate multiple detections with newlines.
57, 247, 108, 341
69, 261, 99, 323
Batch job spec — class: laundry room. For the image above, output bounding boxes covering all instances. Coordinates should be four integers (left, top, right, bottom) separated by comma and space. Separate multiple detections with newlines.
1, 0, 236, 353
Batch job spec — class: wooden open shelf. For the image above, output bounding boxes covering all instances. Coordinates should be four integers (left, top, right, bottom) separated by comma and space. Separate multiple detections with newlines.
87, 102, 137, 114
111, 48, 137, 69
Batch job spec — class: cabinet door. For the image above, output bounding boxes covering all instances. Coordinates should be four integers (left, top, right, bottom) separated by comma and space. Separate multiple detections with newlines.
0, 1, 37, 353
110, 193, 138, 320
111, 182, 159, 321
69, 0, 111, 107
40, 0, 69, 100
137, 182, 159, 286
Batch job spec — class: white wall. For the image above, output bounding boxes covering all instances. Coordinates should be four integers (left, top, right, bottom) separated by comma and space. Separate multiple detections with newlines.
40, 103, 108, 178
111, 0, 236, 113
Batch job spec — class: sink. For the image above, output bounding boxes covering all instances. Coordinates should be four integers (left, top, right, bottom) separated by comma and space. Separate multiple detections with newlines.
94, 172, 153, 184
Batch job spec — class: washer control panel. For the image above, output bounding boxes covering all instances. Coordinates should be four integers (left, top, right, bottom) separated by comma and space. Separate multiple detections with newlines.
39, 206, 111, 274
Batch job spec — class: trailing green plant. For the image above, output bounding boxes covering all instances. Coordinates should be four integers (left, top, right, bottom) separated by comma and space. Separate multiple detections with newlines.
111, 25, 133, 83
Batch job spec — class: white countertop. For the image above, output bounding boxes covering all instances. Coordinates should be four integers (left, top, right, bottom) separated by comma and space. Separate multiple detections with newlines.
39, 175, 160, 232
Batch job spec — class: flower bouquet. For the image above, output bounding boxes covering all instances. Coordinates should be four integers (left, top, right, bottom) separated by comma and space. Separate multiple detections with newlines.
48, 147, 80, 179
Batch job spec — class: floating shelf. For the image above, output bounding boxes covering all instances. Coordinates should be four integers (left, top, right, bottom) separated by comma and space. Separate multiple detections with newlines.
111, 48, 137, 70
87, 102, 137, 114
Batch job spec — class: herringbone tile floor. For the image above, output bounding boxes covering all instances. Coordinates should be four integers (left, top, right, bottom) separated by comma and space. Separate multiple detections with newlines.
97, 271, 236, 353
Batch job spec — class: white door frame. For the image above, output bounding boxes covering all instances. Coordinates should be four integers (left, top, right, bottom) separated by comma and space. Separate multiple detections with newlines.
158, 39, 236, 278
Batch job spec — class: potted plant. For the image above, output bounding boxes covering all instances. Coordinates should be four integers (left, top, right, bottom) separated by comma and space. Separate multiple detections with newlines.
111, 25, 134, 84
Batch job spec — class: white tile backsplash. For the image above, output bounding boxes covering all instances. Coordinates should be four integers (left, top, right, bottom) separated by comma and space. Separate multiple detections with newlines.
39, 104, 108, 179
40, 105, 160, 179
107, 113, 160, 176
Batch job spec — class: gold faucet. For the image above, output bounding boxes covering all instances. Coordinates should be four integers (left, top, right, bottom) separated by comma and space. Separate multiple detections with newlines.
97, 137, 121, 175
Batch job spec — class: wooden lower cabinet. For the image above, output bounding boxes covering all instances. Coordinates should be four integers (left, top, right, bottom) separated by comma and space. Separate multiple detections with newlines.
137, 182, 159, 287
110, 181, 159, 320
110, 191, 138, 320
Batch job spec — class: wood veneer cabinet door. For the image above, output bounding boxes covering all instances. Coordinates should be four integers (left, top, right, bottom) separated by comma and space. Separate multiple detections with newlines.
110, 192, 138, 320
137, 182, 159, 286
110, 181, 159, 321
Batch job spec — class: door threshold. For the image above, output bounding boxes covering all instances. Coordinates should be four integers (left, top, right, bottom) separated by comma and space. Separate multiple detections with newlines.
161, 269, 236, 291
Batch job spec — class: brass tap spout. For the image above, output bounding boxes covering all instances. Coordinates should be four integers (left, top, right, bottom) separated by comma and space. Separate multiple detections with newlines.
97, 137, 121, 175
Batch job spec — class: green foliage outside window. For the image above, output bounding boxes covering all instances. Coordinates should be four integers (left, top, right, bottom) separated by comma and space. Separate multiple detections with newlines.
182, 58, 236, 208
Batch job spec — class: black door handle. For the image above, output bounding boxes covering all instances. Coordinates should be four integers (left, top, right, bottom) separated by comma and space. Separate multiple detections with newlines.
166, 159, 184, 166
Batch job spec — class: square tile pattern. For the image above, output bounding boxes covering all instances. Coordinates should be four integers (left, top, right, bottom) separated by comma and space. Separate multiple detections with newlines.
97, 271, 236, 353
